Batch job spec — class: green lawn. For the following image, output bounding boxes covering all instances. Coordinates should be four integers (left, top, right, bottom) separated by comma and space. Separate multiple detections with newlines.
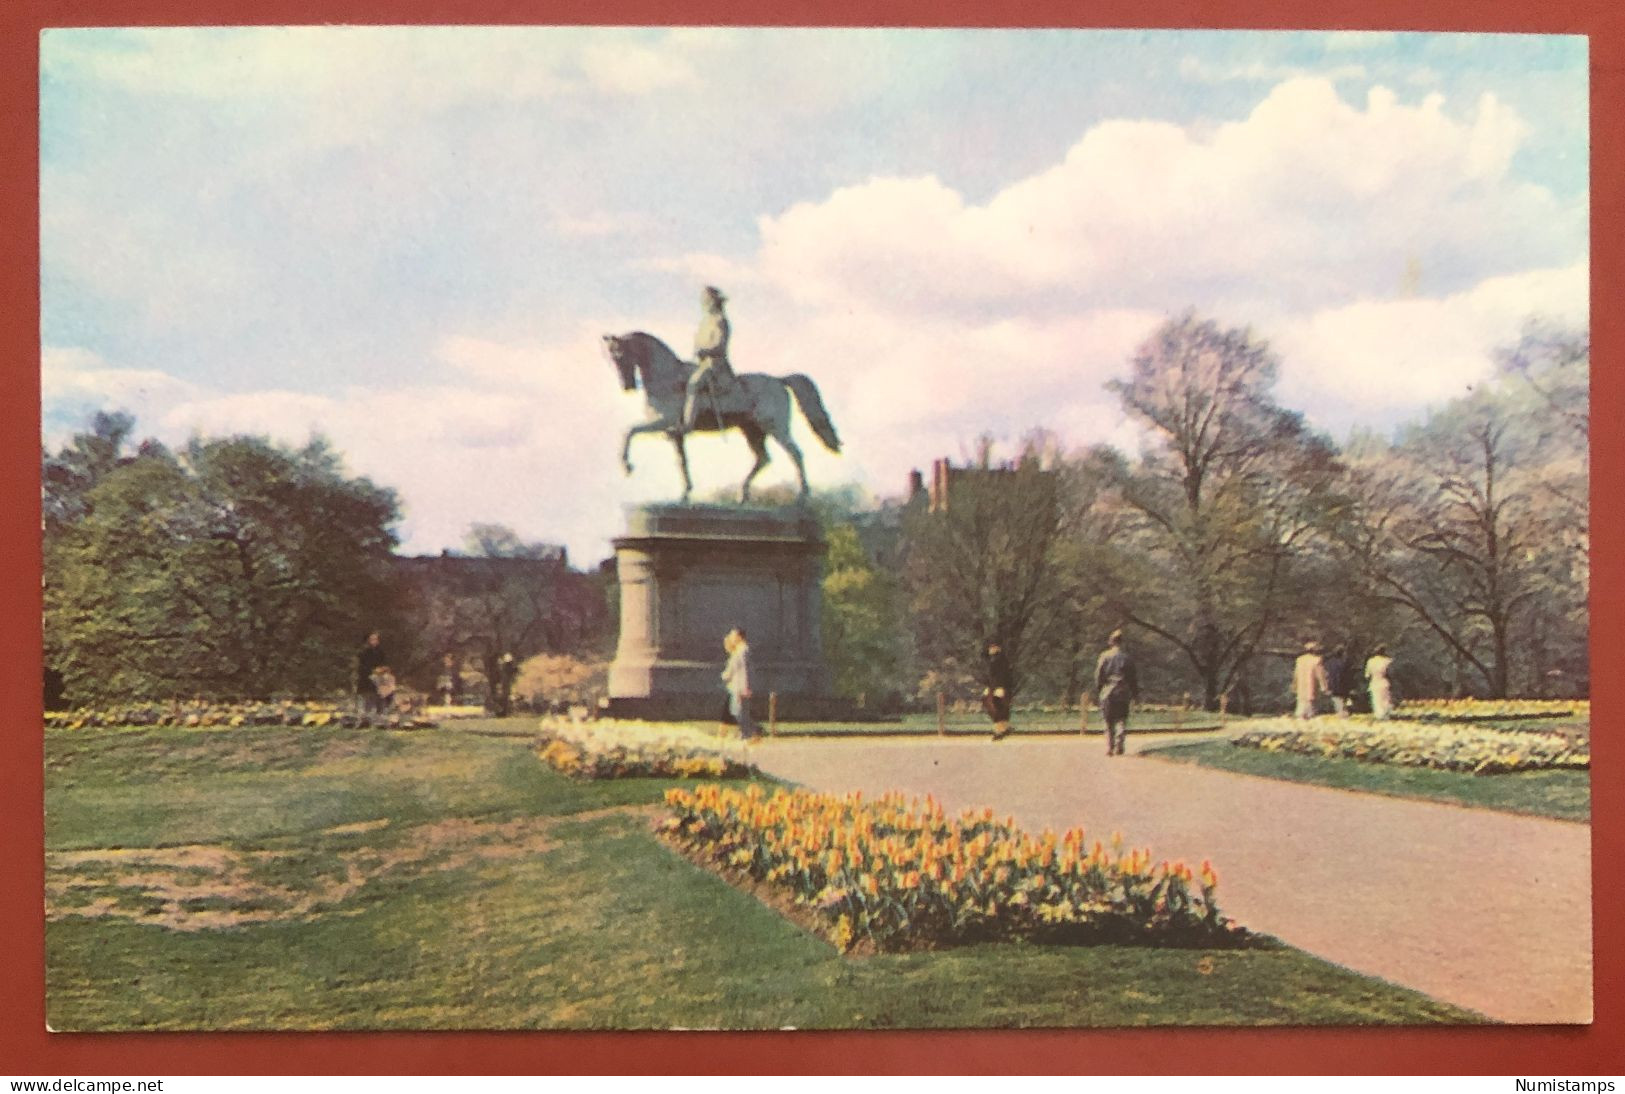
1143, 738, 1590, 822
46, 720, 1485, 1029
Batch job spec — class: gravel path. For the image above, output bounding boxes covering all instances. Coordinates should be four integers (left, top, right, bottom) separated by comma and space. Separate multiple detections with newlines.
747, 731, 1592, 1024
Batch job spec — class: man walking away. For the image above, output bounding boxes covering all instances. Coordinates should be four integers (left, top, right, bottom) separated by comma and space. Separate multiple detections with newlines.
1095, 629, 1140, 756
984, 638, 1014, 741
1293, 639, 1330, 719
722, 626, 760, 741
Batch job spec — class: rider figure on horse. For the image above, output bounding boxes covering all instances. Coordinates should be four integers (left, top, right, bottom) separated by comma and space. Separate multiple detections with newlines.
683, 286, 735, 433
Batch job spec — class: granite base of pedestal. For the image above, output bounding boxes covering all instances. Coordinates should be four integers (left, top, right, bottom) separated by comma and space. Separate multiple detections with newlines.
607, 503, 840, 721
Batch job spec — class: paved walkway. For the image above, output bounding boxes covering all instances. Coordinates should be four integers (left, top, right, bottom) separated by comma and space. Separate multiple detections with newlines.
748, 732, 1592, 1024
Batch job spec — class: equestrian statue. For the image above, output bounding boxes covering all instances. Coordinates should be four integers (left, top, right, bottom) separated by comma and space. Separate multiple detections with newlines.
604, 286, 843, 503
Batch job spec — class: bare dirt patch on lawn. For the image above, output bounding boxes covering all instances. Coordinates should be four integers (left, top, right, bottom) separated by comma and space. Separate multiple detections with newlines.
46, 813, 570, 932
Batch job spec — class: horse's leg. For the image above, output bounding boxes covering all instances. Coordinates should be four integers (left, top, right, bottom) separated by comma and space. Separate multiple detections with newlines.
622, 420, 667, 474
739, 423, 770, 504
671, 431, 693, 502
773, 426, 810, 499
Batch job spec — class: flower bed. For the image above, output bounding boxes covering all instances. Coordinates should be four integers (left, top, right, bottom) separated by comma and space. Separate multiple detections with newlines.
659, 784, 1243, 954
1393, 699, 1587, 723
1232, 717, 1588, 774
44, 700, 437, 730
535, 718, 758, 780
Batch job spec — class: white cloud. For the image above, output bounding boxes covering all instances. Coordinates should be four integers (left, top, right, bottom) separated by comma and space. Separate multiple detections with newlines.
1273, 260, 1588, 430
1179, 56, 1369, 84
579, 42, 698, 96
42, 347, 204, 439
751, 78, 1580, 317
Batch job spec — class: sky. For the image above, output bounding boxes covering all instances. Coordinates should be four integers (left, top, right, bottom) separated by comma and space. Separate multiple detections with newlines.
39, 27, 1589, 565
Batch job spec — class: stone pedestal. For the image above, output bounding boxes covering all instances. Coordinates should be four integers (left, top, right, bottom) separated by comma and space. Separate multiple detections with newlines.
607, 504, 834, 720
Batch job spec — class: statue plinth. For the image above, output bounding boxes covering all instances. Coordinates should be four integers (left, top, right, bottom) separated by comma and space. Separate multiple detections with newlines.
607, 504, 834, 720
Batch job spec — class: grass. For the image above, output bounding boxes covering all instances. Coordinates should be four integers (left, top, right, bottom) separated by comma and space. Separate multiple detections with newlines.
46, 718, 1486, 1029
1143, 738, 1590, 822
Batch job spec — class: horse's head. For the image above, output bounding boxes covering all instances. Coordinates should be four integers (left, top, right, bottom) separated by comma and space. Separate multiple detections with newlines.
603, 333, 639, 392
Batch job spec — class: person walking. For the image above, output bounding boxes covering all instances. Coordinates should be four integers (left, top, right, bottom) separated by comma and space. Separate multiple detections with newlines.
984, 638, 1014, 741
1092, 627, 1144, 754
355, 632, 386, 715
1365, 644, 1396, 720
1324, 644, 1351, 716
1293, 639, 1330, 719
1094, 629, 1140, 756
722, 626, 760, 741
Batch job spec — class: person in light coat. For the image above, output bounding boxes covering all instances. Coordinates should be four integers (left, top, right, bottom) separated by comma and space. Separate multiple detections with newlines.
1293, 639, 1330, 719
722, 626, 760, 740
1365, 644, 1396, 720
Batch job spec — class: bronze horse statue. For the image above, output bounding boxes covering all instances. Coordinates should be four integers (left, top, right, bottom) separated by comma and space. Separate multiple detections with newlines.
603, 331, 842, 502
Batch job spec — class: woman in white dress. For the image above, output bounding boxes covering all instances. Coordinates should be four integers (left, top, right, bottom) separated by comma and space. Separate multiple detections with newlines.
1365, 644, 1395, 720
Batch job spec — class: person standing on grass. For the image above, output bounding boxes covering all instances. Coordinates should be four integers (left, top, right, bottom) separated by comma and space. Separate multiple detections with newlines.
1323, 644, 1351, 716
493, 652, 518, 716
722, 626, 760, 741
1293, 638, 1330, 719
1365, 644, 1396, 720
984, 638, 1014, 741
1095, 629, 1139, 756
355, 631, 386, 715
370, 665, 397, 715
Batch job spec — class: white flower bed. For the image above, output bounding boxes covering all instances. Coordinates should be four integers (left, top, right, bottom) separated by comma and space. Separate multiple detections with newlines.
1232, 717, 1588, 775
535, 717, 757, 780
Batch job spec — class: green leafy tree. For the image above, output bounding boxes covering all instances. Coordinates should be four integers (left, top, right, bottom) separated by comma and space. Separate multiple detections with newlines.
44, 421, 402, 702
821, 523, 908, 704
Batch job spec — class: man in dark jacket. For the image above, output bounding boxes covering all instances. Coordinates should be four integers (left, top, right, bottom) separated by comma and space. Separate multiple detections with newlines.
1095, 629, 1140, 756
356, 632, 387, 714
984, 638, 1014, 741
1323, 644, 1350, 716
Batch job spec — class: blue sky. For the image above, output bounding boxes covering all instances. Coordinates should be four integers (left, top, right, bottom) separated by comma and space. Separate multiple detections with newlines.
40, 27, 1588, 563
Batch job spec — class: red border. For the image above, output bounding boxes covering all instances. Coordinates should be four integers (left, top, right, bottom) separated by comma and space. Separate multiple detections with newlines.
4, 0, 1620, 1076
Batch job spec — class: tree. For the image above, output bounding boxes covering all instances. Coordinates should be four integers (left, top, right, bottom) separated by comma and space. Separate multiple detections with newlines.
1342, 378, 1586, 699
901, 434, 1092, 702
44, 421, 402, 702
398, 524, 611, 700
41, 410, 135, 533
1093, 312, 1345, 709
821, 523, 908, 704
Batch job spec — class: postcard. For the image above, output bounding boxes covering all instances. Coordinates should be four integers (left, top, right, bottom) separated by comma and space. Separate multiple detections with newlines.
38, 25, 1591, 1034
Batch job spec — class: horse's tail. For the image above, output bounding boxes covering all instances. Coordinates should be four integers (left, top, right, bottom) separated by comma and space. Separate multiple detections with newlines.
783, 374, 842, 454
